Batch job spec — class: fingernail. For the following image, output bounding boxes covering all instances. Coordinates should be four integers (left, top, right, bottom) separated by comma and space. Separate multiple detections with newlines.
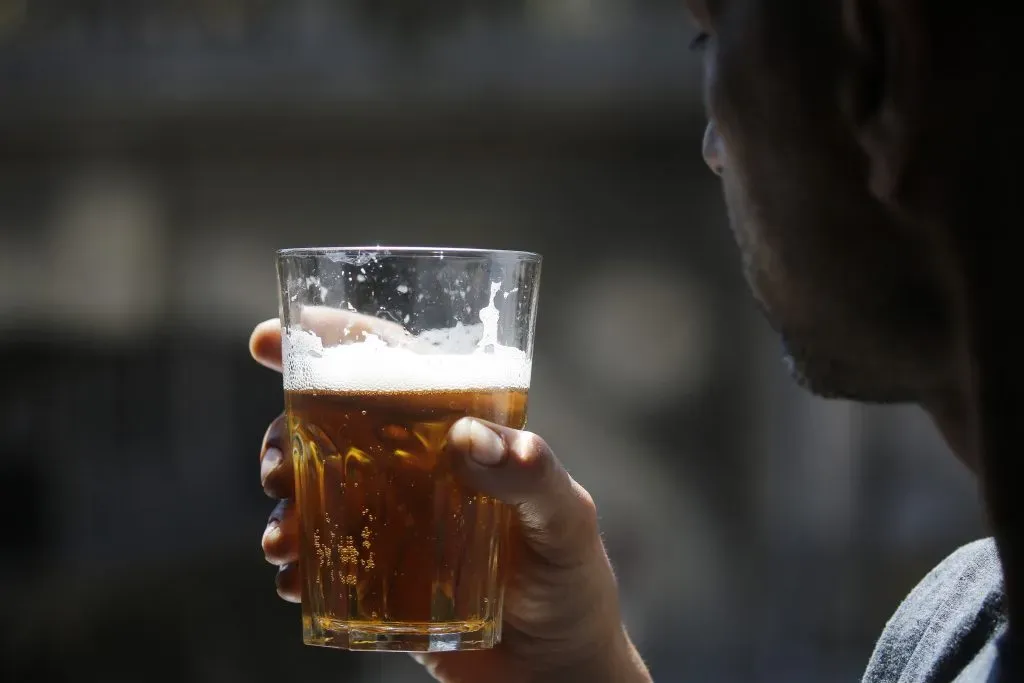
261, 447, 283, 484
263, 520, 281, 544
451, 418, 505, 466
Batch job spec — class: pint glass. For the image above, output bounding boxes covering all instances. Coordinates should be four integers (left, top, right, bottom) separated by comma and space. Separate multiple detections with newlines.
276, 247, 542, 652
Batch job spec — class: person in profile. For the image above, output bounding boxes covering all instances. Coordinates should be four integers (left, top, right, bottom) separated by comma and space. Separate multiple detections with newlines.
251, 1, 1020, 680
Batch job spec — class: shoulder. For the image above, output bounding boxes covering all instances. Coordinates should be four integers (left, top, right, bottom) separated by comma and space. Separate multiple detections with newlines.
862, 538, 1006, 683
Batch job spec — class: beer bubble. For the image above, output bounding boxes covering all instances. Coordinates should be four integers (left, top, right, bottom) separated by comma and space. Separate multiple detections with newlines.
360, 552, 376, 570
339, 537, 360, 564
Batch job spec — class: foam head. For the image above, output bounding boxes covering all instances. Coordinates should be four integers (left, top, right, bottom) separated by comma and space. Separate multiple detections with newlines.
282, 327, 531, 393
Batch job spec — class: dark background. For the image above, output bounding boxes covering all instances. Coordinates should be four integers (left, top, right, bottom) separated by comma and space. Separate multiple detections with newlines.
0, 2, 986, 681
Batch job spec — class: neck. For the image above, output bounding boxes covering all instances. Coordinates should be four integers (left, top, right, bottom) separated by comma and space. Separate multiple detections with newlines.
898, 20, 1021, 662
964, 273, 1023, 649
937, 191, 1023, 661
922, 275, 1021, 665
914, 184, 1020, 658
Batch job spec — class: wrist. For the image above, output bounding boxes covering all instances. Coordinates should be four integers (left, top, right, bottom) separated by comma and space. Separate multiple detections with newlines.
603, 626, 653, 683
526, 545, 652, 682
574, 554, 652, 682
542, 624, 650, 683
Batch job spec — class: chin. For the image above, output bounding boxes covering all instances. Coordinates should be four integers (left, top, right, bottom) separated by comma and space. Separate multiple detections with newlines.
781, 338, 919, 404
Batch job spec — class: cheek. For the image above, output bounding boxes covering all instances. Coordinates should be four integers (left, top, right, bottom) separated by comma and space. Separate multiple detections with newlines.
720, 172, 757, 271
719, 143, 789, 313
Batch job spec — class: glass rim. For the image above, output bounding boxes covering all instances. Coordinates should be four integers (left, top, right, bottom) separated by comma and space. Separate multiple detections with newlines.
276, 246, 541, 262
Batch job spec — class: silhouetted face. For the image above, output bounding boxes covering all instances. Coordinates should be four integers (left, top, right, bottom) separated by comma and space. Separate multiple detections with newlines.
686, 0, 953, 402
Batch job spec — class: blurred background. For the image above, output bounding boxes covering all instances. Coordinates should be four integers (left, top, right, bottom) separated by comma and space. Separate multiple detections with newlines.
0, 1, 986, 682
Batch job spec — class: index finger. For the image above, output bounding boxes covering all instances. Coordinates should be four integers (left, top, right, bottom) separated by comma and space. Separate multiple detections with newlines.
249, 307, 412, 373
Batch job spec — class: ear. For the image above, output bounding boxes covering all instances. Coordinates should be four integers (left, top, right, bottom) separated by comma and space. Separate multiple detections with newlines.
839, 0, 930, 206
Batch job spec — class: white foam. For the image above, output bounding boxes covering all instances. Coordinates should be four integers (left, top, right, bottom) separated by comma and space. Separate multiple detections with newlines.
284, 279, 531, 393
283, 328, 531, 393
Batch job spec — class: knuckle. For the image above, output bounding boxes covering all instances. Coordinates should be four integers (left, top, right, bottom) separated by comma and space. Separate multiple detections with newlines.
262, 526, 282, 558
261, 480, 282, 499
268, 498, 289, 522
512, 431, 556, 478
574, 497, 600, 544
561, 488, 602, 551
275, 564, 301, 602
263, 501, 294, 561
262, 484, 288, 501
564, 486, 599, 538
262, 414, 286, 449
533, 482, 601, 561
519, 429, 550, 456
275, 564, 289, 586
574, 484, 599, 527
262, 466, 292, 499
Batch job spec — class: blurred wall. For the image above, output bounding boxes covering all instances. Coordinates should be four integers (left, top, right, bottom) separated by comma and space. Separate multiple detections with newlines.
0, 3, 987, 682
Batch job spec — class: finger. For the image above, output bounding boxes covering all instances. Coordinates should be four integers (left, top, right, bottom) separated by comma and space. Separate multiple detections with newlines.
276, 562, 301, 603
250, 319, 283, 372
260, 413, 294, 499
263, 499, 299, 566
446, 418, 600, 568
250, 308, 412, 373
298, 306, 410, 346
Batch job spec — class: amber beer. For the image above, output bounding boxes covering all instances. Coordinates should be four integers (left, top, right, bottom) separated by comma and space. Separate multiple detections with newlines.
287, 382, 528, 650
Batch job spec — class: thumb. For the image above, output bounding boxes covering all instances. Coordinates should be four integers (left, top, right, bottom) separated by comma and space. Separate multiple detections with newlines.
446, 418, 600, 567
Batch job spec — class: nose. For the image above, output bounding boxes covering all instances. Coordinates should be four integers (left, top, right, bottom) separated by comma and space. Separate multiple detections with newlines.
702, 121, 725, 176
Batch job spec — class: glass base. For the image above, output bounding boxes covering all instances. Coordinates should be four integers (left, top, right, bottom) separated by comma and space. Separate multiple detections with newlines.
303, 616, 500, 652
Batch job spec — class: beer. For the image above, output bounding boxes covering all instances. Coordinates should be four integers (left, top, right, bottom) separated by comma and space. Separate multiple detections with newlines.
284, 336, 530, 651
